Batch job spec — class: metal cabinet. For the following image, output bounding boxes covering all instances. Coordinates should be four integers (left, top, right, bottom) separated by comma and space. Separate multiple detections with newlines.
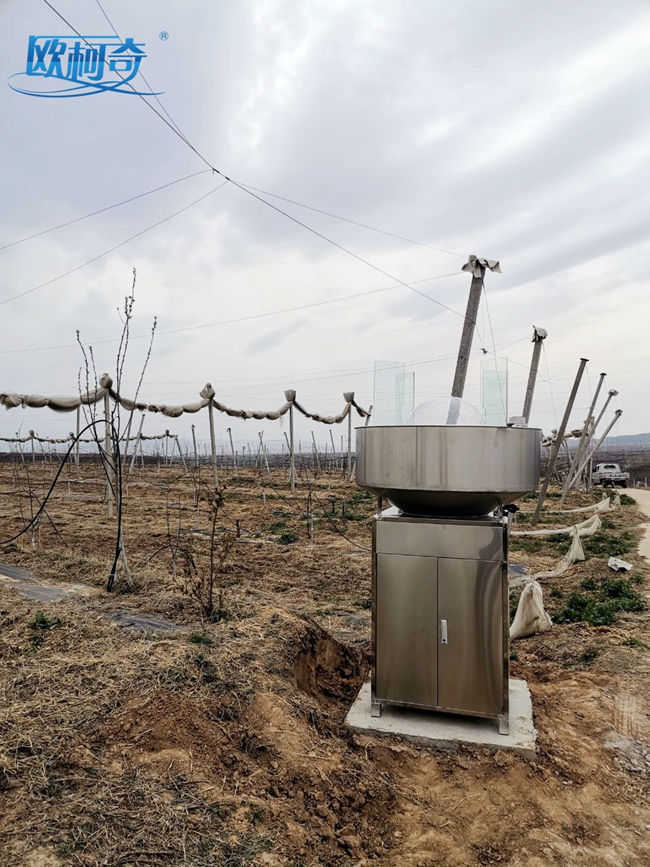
376, 553, 438, 707
437, 558, 503, 716
372, 512, 508, 731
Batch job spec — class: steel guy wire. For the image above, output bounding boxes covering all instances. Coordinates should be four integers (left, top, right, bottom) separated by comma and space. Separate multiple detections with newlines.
41, 0, 472, 322
481, 283, 507, 420
0, 270, 461, 351
0, 181, 229, 307
230, 180, 466, 259
0, 170, 211, 252
94, 0, 190, 144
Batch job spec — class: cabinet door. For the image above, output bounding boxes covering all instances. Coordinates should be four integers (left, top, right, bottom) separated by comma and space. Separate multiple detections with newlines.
376, 553, 437, 707
438, 558, 503, 716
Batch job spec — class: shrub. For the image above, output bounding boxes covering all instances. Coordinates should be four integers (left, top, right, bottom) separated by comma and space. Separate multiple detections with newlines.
623, 636, 649, 650
555, 577, 645, 626
277, 530, 298, 545
579, 646, 599, 665
189, 631, 213, 647
29, 611, 60, 630
582, 531, 635, 558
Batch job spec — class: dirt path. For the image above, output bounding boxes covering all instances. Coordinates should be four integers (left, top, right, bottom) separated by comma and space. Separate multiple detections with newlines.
633, 489, 650, 559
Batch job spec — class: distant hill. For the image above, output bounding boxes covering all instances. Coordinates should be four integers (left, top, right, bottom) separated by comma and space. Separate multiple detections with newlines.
602, 432, 650, 446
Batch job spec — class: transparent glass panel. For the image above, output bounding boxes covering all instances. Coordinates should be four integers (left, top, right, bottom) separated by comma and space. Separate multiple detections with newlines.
481, 356, 508, 426
373, 362, 415, 425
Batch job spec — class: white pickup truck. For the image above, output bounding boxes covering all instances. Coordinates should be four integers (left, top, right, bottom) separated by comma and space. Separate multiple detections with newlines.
591, 462, 630, 488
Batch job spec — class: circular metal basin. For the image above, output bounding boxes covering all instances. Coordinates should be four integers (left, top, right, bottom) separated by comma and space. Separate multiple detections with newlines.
355, 425, 540, 517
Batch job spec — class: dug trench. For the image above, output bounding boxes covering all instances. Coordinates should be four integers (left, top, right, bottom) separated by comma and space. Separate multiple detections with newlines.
1, 465, 650, 865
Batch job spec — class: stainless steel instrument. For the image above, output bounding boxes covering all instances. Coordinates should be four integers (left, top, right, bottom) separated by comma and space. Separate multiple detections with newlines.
356, 424, 540, 733
356, 424, 540, 517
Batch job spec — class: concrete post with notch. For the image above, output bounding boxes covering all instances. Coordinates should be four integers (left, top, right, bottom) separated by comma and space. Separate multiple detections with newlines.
447, 256, 501, 424
522, 327, 548, 425
532, 358, 588, 525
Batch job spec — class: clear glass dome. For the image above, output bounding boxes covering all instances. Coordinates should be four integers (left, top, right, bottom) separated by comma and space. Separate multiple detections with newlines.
407, 396, 483, 426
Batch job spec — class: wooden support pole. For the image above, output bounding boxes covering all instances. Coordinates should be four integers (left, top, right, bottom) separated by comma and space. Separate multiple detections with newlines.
75, 407, 80, 474
522, 327, 548, 424
104, 392, 114, 518
283, 430, 291, 468
227, 427, 237, 474
311, 431, 321, 474
568, 410, 623, 487
174, 435, 187, 471
258, 432, 270, 475
347, 407, 353, 479
191, 424, 199, 469
255, 432, 263, 467
207, 400, 219, 489
532, 357, 588, 525
289, 402, 296, 492
129, 413, 146, 475
561, 371, 606, 502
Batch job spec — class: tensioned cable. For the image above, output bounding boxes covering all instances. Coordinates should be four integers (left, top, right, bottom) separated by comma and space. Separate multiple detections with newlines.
119, 336, 531, 389
95, 0, 190, 143
542, 342, 558, 427
42, 1, 216, 171
0, 170, 210, 252
41, 0, 472, 321
212, 181, 468, 318
0, 270, 461, 353
481, 283, 507, 418
231, 180, 465, 259
0, 181, 229, 307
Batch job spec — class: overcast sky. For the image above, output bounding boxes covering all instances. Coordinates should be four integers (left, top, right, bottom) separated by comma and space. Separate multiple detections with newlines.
1, 0, 648, 452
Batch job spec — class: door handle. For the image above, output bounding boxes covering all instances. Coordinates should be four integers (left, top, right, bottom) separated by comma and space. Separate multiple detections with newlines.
440, 619, 448, 645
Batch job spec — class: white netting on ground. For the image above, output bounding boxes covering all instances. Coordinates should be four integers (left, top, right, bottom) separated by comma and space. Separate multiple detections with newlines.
509, 494, 623, 639
519, 498, 612, 517
0, 377, 371, 424
510, 581, 553, 640
511, 512, 604, 538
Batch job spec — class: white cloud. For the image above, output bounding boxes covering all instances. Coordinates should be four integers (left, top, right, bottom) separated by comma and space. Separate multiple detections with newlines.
0, 0, 649, 448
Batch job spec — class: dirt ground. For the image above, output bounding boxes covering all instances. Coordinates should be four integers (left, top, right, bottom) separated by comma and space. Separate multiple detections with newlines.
1, 458, 650, 866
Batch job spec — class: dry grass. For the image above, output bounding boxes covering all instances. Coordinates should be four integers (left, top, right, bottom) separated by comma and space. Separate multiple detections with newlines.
1, 460, 650, 865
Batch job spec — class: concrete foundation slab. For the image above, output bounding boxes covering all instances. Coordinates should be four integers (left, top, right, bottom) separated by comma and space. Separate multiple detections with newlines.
345, 679, 536, 758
